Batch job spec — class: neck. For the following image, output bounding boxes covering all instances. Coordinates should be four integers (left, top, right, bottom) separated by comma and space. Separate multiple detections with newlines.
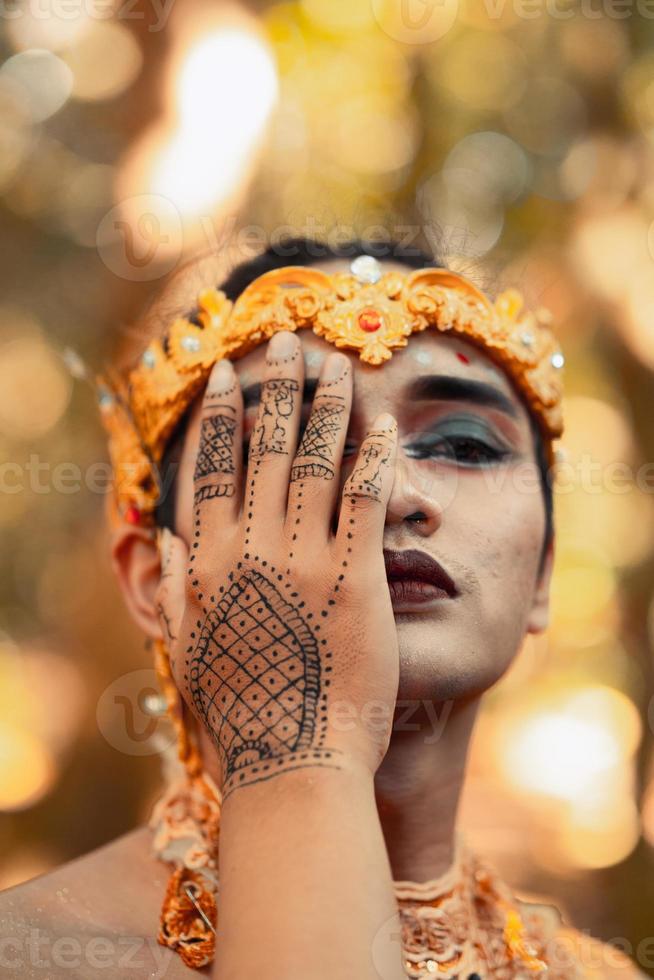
374, 696, 481, 883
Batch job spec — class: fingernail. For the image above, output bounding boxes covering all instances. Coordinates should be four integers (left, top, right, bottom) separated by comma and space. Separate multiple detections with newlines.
208, 358, 234, 391
267, 330, 297, 361
322, 353, 349, 382
374, 412, 396, 431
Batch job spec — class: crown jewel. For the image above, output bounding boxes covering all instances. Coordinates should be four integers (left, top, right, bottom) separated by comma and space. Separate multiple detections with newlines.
98, 265, 564, 524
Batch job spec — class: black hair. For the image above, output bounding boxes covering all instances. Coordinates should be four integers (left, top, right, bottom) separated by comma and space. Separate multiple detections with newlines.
155, 237, 554, 569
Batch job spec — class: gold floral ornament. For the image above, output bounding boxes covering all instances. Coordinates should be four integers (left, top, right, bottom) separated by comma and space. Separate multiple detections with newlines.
151, 636, 221, 969
98, 262, 565, 526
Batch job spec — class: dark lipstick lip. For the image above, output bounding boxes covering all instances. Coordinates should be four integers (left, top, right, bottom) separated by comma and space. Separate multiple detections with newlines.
383, 548, 458, 599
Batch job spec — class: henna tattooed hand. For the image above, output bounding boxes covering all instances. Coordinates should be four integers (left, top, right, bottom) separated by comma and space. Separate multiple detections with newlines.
156, 331, 399, 797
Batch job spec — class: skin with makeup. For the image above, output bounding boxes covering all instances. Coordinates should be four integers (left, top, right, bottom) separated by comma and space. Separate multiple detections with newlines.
0, 250, 643, 980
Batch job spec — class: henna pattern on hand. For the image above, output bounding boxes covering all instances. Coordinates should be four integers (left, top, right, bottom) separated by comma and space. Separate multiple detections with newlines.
182, 358, 389, 798
187, 559, 341, 797
249, 379, 299, 459
290, 395, 345, 482
343, 429, 395, 502
194, 411, 237, 503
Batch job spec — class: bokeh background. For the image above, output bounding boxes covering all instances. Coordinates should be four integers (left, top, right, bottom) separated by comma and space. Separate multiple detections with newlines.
1, 0, 654, 968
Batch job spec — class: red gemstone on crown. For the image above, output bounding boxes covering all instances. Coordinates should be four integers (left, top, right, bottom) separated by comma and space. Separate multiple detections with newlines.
358, 307, 382, 332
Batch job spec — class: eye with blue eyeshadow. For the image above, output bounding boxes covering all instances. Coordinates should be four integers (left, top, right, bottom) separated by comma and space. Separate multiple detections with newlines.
403, 415, 513, 467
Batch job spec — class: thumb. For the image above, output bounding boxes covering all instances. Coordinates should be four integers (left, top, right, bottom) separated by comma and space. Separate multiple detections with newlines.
155, 526, 188, 649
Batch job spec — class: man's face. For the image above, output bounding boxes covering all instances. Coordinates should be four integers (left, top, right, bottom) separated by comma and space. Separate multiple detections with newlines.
170, 262, 552, 704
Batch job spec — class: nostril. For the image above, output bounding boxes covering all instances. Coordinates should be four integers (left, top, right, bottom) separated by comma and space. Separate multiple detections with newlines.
406, 511, 428, 523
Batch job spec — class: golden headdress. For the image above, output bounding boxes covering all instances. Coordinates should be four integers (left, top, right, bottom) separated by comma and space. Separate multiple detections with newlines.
98, 255, 565, 525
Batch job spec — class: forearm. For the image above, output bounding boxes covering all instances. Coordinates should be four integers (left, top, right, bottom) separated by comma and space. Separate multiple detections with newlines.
212, 758, 406, 980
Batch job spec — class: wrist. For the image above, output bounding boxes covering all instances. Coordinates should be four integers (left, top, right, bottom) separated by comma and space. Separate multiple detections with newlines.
220, 748, 375, 818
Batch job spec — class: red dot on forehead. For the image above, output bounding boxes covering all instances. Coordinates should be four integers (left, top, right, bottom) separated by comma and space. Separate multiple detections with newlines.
456, 352, 471, 364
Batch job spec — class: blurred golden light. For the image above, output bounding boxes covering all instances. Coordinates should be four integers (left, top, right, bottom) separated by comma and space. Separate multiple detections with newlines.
460, 0, 522, 30
502, 711, 616, 799
0, 49, 73, 122
572, 208, 650, 303
418, 172, 504, 257
433, 33, 526, 112
264, 2, 308, 75
504, 77, 586, 156
308, 37, 413, 107
6, 0, 98, 52
371, 0, 460, 46
0, 722, 55, 811
648, 592, 654, 651
623, 278, 654, 372
643, 777, 654, 849
560, 19, 628, 82
562, 396, 634, 467
0, 636, 85, 783
556, 488, 654, 571
554, 395, 654, 568
0, 444, 29, 526
0, 848, 57, 890
560, 136, 636, 208
148, 28, 277, 219
443, 132, 530, 205
301, 0, 375, 33
0, 77, 36, 193
333, 102, 418, 174
562, 790, 640, 869
551, 552, 617, 631
55, 161, 114, 246
621, 53, 654, 133
17, 648, 86, 753
497, 686, 641, 808
0, 332, 72, 440
2, 135, 83, 221
62, 21, 142, 102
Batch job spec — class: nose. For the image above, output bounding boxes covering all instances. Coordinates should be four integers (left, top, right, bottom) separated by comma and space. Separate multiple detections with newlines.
385, 457, 443, 537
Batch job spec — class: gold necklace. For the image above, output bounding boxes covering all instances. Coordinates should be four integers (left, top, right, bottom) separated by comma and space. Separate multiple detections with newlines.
149, 768, 579, 977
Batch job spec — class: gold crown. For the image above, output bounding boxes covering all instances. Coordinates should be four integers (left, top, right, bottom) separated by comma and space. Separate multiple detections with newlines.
98, 260, 565, 525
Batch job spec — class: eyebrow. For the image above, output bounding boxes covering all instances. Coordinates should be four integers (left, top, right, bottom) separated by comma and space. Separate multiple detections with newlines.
407, 374, 519, 419
241, 373, 519, 420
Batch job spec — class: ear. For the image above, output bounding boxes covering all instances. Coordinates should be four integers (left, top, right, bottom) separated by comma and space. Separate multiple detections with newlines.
526, 534, 555, 634
111, 522, 164, 641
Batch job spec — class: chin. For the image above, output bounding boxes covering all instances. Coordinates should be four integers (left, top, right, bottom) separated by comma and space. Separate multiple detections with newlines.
394, 618, 516, 705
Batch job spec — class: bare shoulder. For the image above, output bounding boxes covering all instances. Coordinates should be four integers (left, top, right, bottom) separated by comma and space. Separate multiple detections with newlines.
0, 826, 204, 979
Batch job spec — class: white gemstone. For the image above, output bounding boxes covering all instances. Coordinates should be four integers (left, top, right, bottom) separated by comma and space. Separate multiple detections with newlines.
551, 351, 565, 369
350, 254, 382, 284
97, 388, 114, 409
181, 335, 201, 352
142, 693, 167, 717
62, 346, 88, 380
142, 349, 156, 368
520, 331, 535, 348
